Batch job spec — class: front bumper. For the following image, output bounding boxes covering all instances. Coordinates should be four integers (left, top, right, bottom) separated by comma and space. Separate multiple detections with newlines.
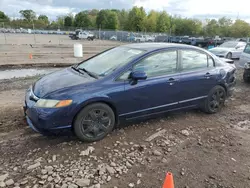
23, 88, 73, 133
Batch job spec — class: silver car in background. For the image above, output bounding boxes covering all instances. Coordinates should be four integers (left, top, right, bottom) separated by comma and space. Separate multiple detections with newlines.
239, 43, 250, 82
209, 41, 246, 59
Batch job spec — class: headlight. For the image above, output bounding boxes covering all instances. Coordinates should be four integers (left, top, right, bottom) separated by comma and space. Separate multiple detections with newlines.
244, 63, 250, 69
35, 99, 72, 108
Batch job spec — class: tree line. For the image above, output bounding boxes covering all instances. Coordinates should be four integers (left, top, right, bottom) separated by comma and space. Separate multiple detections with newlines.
1, 7, 250, 38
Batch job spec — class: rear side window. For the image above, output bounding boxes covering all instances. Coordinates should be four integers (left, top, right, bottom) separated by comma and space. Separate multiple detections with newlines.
133, 51, 177, 78
243, 44, 250, 54
181, 50, 212, 71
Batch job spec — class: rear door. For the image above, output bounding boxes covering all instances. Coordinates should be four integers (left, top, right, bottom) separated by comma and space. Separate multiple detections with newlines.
178, 49, 218, 106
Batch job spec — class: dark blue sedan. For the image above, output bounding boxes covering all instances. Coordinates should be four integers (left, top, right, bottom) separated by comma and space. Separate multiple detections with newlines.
24, 43, 236, 142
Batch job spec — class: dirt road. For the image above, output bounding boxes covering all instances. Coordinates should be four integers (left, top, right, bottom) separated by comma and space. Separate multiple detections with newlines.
0, 65, 250, 188
0, 34, 123, 67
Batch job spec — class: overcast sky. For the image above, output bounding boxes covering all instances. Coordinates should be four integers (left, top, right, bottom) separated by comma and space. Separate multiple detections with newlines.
0, 0, 249, 21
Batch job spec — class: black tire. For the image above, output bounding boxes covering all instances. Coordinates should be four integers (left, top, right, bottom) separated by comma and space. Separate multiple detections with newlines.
74, 103, 115, 142
226, 52, 232, 59
243, 71, 250, 83
202, 86, 226, 114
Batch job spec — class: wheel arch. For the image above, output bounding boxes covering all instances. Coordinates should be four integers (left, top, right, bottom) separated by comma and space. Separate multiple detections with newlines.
218, 83, 227, 94
71, 98, 119, 130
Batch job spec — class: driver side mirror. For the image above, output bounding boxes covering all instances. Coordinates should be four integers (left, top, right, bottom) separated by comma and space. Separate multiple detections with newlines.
130, 70, 147, 80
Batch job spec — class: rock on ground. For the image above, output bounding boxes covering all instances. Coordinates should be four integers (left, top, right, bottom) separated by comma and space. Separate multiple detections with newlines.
0, 174, 8, 182
153, 150, 162, 156
75, 179, 91, 187
5, 179, 14, 186
27, 162, 41, 170
80, 146, 95, 156
181, 130, 190, 136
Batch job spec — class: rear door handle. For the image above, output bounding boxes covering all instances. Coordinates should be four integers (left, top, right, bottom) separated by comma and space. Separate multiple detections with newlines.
204, 72, 211, 79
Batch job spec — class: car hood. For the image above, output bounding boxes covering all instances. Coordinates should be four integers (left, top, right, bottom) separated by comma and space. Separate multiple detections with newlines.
33, 67, 95, 98
209, 47, 233, 54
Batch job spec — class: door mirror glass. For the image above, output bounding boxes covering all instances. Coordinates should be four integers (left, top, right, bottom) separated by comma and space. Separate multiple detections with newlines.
130, 71, 147, 80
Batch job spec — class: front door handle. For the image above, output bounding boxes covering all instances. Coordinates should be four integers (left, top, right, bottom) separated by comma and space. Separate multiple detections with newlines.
167, 78, 177, 85
168, 78, 175, 82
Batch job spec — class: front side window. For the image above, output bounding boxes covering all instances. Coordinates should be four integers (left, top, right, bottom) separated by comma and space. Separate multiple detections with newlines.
181, 50, 209, 71
133, 51, 177, 78
77, 47, 145, 77
118, 51, 177, 80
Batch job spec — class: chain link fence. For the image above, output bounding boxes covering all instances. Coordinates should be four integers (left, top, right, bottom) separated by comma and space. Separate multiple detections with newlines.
0, 23, 169, 44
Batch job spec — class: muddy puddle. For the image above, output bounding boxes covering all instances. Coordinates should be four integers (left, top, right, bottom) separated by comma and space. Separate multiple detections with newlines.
0, 68, 61, 80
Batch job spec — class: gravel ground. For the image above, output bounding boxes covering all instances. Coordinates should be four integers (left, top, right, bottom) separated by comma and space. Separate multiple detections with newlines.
0, 62, 250, 188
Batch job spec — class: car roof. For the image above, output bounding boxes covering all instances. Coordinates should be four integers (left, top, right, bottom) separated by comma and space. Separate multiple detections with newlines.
122, 42, 204, 52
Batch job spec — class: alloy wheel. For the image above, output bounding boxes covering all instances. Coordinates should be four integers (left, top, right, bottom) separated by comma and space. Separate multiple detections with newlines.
209, 89, 225, 112
80, 109, 111, 138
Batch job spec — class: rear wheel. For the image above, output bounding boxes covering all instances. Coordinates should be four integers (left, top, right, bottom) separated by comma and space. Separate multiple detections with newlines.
202, 86, 226, 114
226, 52, 232, 59
74, 103, 115, 142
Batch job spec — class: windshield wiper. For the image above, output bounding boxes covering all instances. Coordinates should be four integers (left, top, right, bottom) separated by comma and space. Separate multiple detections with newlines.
71, 65, 79, 72
77, 68, 99, 79
71, 66, 86, 75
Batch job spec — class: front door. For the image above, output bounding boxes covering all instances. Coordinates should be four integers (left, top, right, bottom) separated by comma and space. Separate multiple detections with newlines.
117, 50, 181, 119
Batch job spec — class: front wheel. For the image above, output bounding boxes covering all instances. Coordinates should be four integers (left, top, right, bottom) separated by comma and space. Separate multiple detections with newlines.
202, 86, 226, 114
74, 103, 115, 142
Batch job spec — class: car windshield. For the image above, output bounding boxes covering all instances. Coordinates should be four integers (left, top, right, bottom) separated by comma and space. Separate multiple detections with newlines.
77, 47, 145, 76
220, 42, 237, 48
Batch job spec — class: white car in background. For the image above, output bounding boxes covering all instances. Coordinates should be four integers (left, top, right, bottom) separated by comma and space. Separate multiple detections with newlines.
144, 35, 155, 42
134, 35, 146, 42
209, 41, 246, 59
110, 35, 117, 40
